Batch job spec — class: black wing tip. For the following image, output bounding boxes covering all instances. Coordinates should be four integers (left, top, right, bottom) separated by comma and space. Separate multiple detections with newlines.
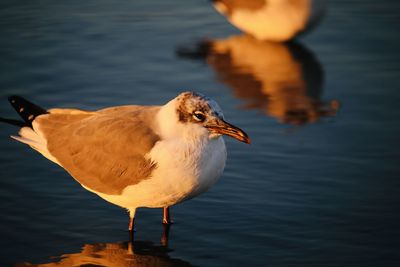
6, 95, 48, 127
8, 95, 21, 103
8, 95, 33, 107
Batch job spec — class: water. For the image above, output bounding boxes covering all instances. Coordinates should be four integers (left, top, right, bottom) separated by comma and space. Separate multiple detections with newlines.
1, 0, 399, 266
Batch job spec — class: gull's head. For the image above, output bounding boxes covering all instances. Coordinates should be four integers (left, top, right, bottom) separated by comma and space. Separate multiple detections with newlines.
161, 91, 250, 144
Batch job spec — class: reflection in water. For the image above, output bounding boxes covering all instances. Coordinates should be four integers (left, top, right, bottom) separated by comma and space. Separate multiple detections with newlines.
14, 240, 193, 267
177, 35, 339, 125
13, 223, 184, 267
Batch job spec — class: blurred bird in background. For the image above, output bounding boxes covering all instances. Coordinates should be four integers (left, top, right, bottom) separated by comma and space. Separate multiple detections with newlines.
211, 0, 325, 41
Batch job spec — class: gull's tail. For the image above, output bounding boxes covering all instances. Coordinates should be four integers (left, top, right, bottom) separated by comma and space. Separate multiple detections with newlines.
0, 95, 47, 128
1, 96, 53, 158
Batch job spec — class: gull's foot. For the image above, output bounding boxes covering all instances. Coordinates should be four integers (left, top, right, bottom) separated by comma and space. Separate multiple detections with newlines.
162, 218, 174, 225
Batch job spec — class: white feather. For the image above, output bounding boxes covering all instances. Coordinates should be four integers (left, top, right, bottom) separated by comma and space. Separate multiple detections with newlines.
11, 125, 61, 165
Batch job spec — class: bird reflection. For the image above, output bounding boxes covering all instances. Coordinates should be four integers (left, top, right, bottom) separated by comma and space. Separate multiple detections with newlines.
14, 236, 193, 267
176, 35, 339, 125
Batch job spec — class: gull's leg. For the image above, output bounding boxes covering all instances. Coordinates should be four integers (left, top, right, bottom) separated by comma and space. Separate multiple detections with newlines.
128, 209, 136, 240
128, 217, 135, 231
163, 207, 173, 225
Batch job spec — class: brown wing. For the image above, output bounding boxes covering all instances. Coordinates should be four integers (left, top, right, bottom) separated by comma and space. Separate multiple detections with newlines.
36, 106, 160, 195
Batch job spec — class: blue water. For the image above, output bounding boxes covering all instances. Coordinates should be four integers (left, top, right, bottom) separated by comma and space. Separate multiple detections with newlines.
1, 0, 400, 266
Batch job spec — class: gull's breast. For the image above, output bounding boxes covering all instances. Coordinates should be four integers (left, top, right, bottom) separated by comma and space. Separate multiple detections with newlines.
189, 137, 227, 200
95, 137, 227, 209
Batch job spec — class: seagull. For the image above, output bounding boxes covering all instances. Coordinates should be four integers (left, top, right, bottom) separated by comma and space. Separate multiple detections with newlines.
211, 0, 325, 41
2, 92, 249, 233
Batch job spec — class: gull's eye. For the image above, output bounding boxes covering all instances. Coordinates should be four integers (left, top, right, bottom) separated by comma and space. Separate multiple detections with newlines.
193, 111, 206, 122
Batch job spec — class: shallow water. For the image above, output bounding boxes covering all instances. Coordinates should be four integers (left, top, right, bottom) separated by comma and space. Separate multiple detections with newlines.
1, 0, 400, 266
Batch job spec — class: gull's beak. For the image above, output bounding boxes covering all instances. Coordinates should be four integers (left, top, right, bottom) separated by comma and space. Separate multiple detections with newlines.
205, 118, 250, 144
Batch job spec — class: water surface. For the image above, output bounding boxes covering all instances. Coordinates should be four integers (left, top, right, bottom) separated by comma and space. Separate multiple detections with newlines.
1, 0, 399, 266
